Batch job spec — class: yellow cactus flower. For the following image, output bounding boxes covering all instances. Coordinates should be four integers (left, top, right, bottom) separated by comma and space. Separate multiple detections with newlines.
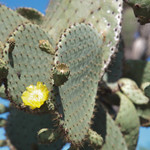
21, 82, 49, 110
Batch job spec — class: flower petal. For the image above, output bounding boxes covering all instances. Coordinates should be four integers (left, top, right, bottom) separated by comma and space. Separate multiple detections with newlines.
21, 82, 49, 110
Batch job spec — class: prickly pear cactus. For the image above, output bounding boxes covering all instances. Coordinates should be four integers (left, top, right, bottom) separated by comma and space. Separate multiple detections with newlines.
4, 106, 65, 150
43, 0, 123, 77
0, 4, 28, 84
81, 101, 128, 150
118, 78, 149, 105
116, 92, 140, 150
123, 60, 150, 86
1, 0, 150, 149
16, 7, 44, 25
55, 23, 104, 145
124, 0, 150, 25
4, 23, 54, 111
0, 5, 28, 43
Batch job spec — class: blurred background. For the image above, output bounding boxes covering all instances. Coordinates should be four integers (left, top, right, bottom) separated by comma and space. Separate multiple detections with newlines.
0, 0, 150, 150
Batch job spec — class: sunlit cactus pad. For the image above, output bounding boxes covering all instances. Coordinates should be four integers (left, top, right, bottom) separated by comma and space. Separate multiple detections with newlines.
5, 23, 54, 109
118, 78, 149, 105
44, 0, 123, 77
0, 0, 147, 150
0, 4, 28, 43
55, 23, 104, 145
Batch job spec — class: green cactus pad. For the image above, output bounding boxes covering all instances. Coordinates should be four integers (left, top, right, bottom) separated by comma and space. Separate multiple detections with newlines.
122, 7, 138, 49
43, 0, 123, 76
0, 41, 4, 58
124, 0, 150, 24
123, 60, 150, 86
0, 5, 28, 43
144, 84, 150, 98
96, 107, 128, 150
118, 78, 149, 105
103, 40, 124, 83
116, 92, 140, 150
54, 23, 103, 145
141, 82, 150, 91
136, 103, 150, 120
87, 129, 103, 149
82, 102, 128, 150
0, 58, 7, 83
5, 23, 55, 110
16, 7, 44, 25
0, 84, 7, 99
5, 107, 65, 150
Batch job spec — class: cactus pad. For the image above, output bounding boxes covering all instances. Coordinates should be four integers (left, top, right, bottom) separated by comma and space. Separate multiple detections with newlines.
87, 129, 103, 149
144, 84, 150, 98
83, 102, 128, 150
124, 0, 150, 25
55, 23, 108, 145
5, 23, 54, 110
0, 84, 6, 99
104, 40, 124, 83
0, 41, 4, 58
5, 107, 65, 150
44, 0, 123, 76
16, 7, 44, 25
136, 104, 150, 120
116, 92, 140, 150
0, 5, 28, 43
123, 60, 150, 86
0, 58, 7, 83
37, 128, 59, 144
54, 23, 104, 144
99, 112, 127, 150
118, 78, 149, 105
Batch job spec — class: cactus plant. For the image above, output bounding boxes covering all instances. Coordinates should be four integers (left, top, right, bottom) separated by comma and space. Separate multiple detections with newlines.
124, 0, 150, 25
0, 0, 150, 150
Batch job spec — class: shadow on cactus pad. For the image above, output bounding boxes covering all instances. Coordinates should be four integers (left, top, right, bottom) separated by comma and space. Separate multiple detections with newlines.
5, 107, 65, 150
